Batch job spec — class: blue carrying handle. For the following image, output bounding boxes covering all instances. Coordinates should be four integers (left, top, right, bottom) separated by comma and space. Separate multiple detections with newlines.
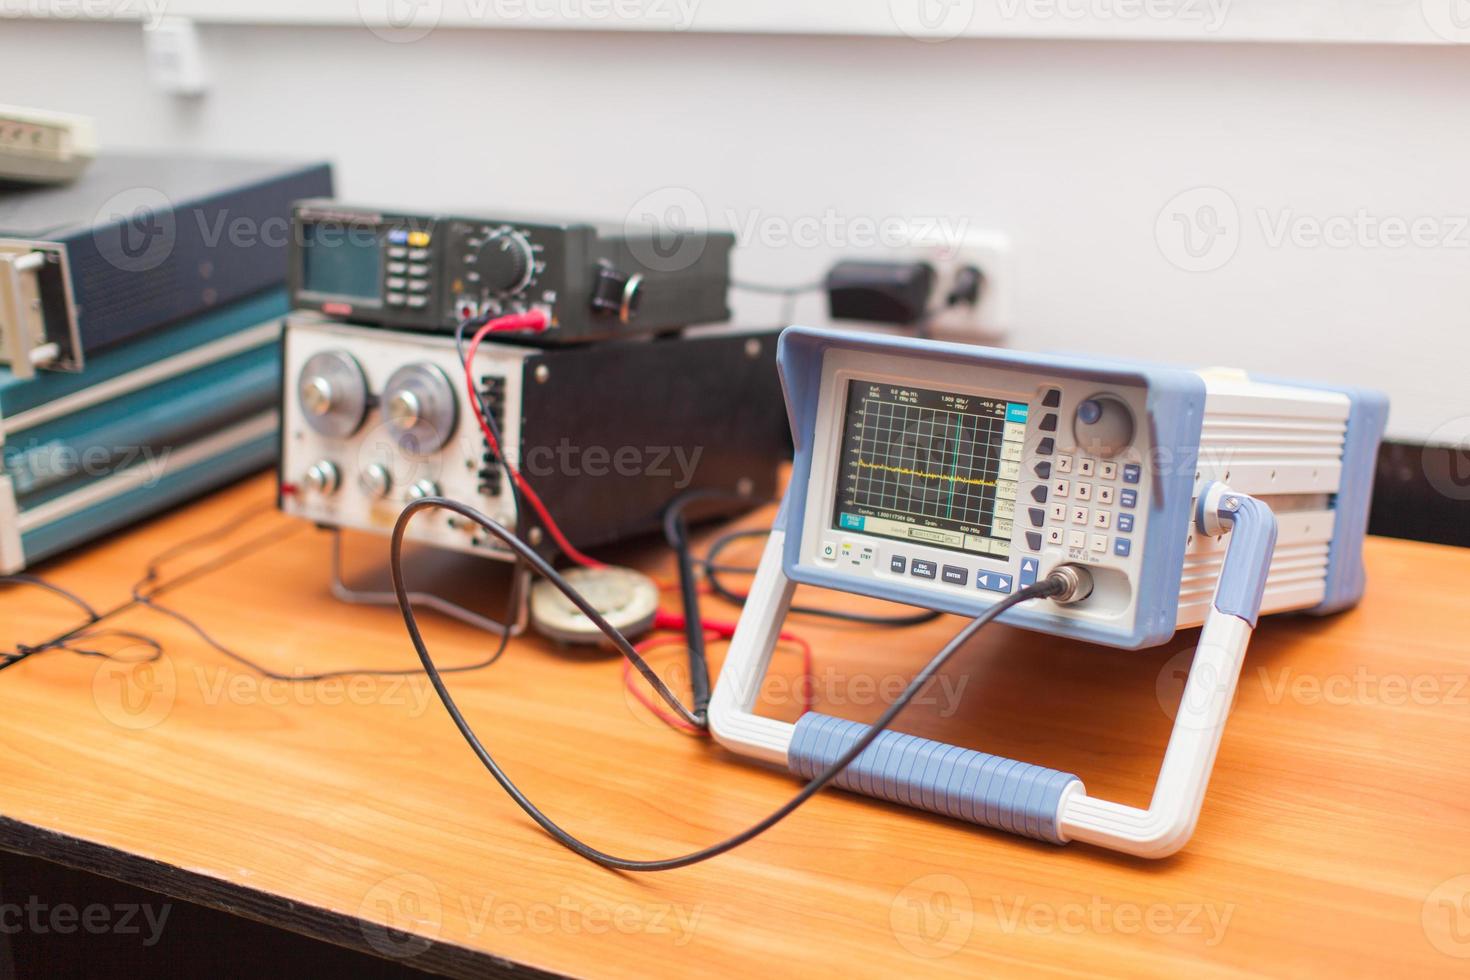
1198, 485, 1279, 628
787, 713, 1081, 844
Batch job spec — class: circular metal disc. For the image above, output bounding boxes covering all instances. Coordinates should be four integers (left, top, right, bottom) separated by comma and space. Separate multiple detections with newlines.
529, 566, 660, 646
381, 362, 458, 456
298, 350, 368, 438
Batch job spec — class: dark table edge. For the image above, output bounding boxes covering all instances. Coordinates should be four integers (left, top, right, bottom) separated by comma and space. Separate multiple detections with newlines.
0, 815, 567, 980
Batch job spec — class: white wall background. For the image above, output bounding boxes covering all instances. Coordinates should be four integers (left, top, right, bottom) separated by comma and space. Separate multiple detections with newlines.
3, 18, 1467, 441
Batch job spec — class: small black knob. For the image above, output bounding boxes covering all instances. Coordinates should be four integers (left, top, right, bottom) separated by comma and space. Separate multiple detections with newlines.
476, 231, 533, 294
590, 264, 642, 323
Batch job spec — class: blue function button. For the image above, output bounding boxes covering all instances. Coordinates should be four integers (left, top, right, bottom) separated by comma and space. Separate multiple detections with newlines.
941, 565, 968, 586
1122, 463, 1141, 484
910, 559, 937, 580
1113, 538, 1132, 558
889, 554, 907, 574
1117, 513, 1134, 533
976, 571, 1014, 594
1119, 488, 1138, 509
1018, 556, 1040, 587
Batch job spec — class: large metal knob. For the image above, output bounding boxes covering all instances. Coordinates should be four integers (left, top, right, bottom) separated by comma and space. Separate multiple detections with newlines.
381, 362, 457, 456
298, 350, 368, 438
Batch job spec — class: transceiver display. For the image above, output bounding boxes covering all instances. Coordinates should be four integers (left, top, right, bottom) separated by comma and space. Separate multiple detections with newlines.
831, 380, 1024, 559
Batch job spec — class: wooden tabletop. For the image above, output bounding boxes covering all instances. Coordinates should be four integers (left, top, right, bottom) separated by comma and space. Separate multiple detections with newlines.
2, 474, 1468, 978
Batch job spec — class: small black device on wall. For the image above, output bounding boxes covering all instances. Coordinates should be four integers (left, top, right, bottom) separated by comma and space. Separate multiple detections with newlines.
287, 201, 734, 343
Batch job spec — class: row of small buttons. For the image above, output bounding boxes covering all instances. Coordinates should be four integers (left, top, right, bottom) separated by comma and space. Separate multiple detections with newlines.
1049, 480, 1122, 505
386, 229, 432, 308
890, 555, 1014, 594
1047, 502, 1135, 532
1055, 457, 1142, 483
1042, 527, 1130, 555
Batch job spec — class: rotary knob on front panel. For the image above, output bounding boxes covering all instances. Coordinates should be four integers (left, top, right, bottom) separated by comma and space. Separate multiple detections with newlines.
298, 350, 369, 438
381, 362, 457, 456
473, 229, 534, 295
359, 462, 393, 500
1073, 395, 1135, 459
304, 460, 340, 496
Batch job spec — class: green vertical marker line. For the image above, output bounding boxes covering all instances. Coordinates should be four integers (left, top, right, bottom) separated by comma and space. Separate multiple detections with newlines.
946, 413, 961, 519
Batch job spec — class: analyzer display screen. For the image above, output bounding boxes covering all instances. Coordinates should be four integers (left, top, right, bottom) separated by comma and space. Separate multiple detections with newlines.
300, 222, 382, 301
831, 379, 1027, 557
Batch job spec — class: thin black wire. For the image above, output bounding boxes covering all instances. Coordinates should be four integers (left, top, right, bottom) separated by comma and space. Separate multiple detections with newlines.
2, 576, 123, 668
702, 527, 942, 627
142, 595, 509, 682
54, 629, 163, 664
2, 498, 509, 681
0, 575, 125, 666
2, 505, 299, 670
0, 573, 101, 621
392, 493, 1063, 872
659, 489, 755, 718
126, 498, 512, 681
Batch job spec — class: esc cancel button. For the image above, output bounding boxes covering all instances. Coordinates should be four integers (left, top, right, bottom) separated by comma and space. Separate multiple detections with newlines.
910, 559, 938, 580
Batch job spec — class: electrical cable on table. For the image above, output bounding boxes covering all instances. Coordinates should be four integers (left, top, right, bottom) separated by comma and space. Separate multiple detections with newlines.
455, 312, 818, 733
3, 499, 511, 681
390, 492, 1069, 872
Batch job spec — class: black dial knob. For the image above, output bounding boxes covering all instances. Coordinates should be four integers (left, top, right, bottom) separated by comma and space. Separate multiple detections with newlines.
474, 230, 533, 295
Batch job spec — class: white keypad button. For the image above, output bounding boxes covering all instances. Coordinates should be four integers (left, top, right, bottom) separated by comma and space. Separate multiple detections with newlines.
1049, 502, 1067, 523
1075, 483, 1092, 502
1052, 479, 1070, 498
1070, 506, 1089, 525
1089, 533, 1108, 553
1066, 530, 1086, 550
1097, 486, 1115, 506
1056, 455, 1074, 475
1046, 527, 1065, 546
1092, 510, 1113, 530
1100, 461, 1118, 480
1078, 458, 1095, 477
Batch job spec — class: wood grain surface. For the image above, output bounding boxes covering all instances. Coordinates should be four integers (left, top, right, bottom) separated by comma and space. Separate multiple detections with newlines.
1, 474, 1468, 978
